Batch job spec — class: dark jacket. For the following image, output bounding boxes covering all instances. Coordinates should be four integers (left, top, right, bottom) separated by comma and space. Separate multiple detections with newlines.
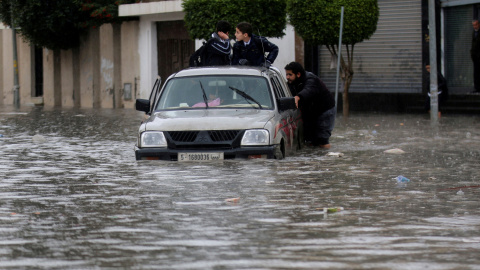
232, 34, 279, 66
205, 32, 231, 66
425, 72, 449, 111
471, 30, 480, 62
288, 72, 335, 116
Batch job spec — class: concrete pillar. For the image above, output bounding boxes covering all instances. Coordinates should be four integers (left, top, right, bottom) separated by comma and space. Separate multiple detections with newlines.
53, 50, 62, 106
43, 49, 55, 107
92, 29, 101, 108
17, 36, 33, 105
0, 30, 3, 105
138, 19, 157, 99
43, 49, 62, 107
72, 47, 81, 108
61, 50, 74, 107
80, 28, 101, 108
121, 21, 140, 109
100, 24, 115, 108
2, 29, 14, 105
113, 23, 122, 109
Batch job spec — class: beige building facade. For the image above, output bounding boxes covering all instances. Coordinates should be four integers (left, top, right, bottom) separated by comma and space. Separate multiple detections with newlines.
0, 21, 140, 109
0, 0, 299, 109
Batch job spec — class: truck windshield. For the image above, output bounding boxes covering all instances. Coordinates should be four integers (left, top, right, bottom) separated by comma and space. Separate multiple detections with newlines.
155, 75, 273, 110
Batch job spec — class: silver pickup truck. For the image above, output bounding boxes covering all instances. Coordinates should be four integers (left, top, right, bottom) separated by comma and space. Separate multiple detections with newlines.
135, 66, 303, 161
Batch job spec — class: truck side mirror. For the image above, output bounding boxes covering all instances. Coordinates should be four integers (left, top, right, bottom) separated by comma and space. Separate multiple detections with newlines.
277, 97, 296, 111
135, 99, 150, 114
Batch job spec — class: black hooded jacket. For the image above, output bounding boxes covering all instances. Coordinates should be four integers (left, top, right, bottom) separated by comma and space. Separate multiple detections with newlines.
288, 72, 335, 116
205, 32, 231, 66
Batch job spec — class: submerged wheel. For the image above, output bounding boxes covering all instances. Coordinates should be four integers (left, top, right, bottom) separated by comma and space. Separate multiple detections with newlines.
274, 141, 285, 160
296, 131, 303, 151
296, 123, 304, 151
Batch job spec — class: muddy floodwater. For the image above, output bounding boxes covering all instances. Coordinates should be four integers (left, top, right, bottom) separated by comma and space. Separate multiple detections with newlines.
0, 105, 479, 269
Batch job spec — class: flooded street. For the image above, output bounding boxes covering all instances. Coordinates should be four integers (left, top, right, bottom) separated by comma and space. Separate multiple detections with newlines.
1, 105, 480, 269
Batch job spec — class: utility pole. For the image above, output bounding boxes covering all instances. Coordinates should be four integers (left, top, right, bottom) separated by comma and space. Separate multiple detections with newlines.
428, 0, 439, 124
334, 6, 344, 110
11, 1, 20, 108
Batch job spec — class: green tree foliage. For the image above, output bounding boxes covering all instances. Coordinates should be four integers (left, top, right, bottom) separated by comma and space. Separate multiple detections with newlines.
0, 0, 137, 50
183, 0, 287, 41
287, 0, 379, 117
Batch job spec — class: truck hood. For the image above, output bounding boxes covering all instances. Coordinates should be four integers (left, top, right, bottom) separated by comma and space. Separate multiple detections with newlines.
143, 109, 275, 131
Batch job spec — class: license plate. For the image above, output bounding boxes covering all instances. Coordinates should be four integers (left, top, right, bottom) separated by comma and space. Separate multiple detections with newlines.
178, 152, 224, 162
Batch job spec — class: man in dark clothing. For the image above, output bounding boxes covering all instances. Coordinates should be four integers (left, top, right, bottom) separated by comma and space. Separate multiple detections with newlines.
285, 62, 336, 148
232, 22, 278, 67
204, 20, 231, 66
472, 19, 480, 93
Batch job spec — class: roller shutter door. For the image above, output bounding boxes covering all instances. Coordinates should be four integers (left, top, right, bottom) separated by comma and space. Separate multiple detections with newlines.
444, 5, 475, 93
318, 0, 422, 93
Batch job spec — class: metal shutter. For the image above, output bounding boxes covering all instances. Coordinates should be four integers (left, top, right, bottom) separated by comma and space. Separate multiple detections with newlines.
444, 5, 475, 93
318, 0, 422, 93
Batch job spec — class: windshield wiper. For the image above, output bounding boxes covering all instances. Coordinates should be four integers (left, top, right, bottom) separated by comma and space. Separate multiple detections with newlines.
199, 81, 209, 108
228, 86, 263, 109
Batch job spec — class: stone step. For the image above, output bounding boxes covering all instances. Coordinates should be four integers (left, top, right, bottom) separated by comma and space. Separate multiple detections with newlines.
409, 94, 480, 114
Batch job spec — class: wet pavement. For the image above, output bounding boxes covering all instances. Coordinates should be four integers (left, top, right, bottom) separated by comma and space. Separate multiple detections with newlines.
0, 105, 480, 269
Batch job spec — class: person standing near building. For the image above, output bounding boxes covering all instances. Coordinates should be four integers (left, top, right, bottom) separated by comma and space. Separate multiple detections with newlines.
471, 19, 480, 93
232, 22, 279, 67
284, 62, 336, 149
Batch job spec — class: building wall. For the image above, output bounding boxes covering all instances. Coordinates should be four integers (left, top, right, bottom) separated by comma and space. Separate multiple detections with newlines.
19, 35, 30, 104
100, 24, 116, 108
0, 30, 35, 106
121, 20, 140, 109
78, 27, 99, 108
0, 30, 4, 105
61, 49, 75, 107
138, 18, 159, 99
267, 24, 296, 78
43, 49, 55, 107
0, 21, 140, 109
2, 30, 13, 105
0, 0, 447, 108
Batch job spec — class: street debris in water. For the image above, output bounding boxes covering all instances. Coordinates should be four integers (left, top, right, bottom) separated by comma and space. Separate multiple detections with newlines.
326, 152, 344, 157
396, 175, 410, 183
320, 207, 344, 213
32, 134, 46, 143
225, 197, 240, 203
384, 148, 405, 154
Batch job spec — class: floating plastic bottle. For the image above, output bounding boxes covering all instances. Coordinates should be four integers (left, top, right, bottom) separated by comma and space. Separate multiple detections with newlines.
396, 175, 410, 183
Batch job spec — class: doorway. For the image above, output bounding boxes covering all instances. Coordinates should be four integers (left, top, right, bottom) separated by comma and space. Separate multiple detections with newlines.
156, 21, 194, 85
34, 46, 43, 97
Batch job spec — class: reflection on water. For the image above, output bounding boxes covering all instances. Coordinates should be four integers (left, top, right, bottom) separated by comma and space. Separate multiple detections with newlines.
1, 105, 480, 269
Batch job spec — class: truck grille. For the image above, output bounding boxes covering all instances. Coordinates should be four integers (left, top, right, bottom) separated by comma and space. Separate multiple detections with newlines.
165, 130, 242, 147
168, 131, 199, 142
208, 130, 240, 142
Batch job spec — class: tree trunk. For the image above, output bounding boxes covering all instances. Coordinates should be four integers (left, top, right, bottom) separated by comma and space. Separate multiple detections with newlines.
342, 86, 349, 117
342, 76, 353, 118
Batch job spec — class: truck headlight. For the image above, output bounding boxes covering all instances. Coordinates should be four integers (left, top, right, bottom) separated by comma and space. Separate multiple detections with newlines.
140, 131, 167, 147
241, 129, 269, 146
